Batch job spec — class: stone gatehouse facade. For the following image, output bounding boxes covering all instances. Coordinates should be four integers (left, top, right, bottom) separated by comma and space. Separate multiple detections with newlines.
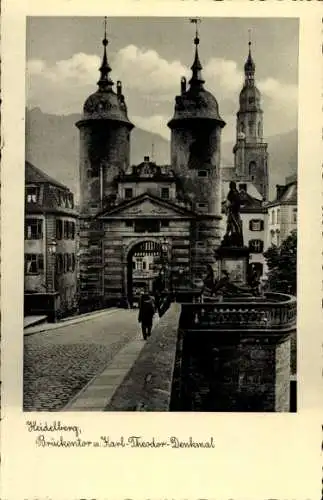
77, 26, 269, 307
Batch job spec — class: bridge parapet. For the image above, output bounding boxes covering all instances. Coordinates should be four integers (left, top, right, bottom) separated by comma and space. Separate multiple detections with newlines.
105, 293, 297, 412
177, 292, 297, 412
105, 303, 181, 411
180, 292, 297, 333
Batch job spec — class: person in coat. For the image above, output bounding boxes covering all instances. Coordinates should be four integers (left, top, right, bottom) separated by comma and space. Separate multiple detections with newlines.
138, 288, 156, 340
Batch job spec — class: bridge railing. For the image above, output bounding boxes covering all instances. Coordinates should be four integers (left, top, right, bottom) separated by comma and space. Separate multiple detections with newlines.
180, 292, 297, 331
105, 302, 182, 411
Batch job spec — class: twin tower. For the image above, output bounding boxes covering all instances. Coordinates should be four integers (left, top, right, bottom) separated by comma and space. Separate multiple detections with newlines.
76, 23, 268, 293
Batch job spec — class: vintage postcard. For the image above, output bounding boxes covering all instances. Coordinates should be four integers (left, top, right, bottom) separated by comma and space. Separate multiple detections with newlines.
1, 1, 323, 499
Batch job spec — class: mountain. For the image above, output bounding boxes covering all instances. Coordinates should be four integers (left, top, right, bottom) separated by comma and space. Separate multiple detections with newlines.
26, 108, 297, 201
26, 108, 171, 200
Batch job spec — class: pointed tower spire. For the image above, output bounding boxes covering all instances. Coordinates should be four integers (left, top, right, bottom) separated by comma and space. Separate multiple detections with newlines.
97, 17, 114, 91
189, 18, 205, 88
244, 30, 256, 85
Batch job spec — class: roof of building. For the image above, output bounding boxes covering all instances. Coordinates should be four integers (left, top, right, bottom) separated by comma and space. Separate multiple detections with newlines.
168, 30, 225, 128
25, 161, 68, 189
266, 180, 297, 208
222, 180, 263, 203
244, 42, 256, 73
96, 192, 197, 219
285, 172, 297, 184
76, 28, 133, 128
221, 189, 265, 214
238, 46, 262, 114
119, 159, 175, 182
25, 162, 77, 216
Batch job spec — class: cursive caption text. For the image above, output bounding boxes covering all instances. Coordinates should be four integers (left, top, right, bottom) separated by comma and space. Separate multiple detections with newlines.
26, 420, 215, 449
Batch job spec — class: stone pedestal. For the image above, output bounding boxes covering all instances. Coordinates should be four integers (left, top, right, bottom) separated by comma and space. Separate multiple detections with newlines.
215, 245, 250, 285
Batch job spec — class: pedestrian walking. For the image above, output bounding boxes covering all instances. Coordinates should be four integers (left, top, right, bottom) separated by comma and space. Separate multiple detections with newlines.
138, 287, 156, 340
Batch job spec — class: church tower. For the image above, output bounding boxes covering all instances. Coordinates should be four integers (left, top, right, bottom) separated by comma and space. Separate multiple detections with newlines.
233, 40, 268, 200
167, 20, 226, 280
76, 20, 134, 308
76, 20, 134, 215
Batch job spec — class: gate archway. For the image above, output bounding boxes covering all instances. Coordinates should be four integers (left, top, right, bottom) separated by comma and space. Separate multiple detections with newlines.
127, 240, 162, 304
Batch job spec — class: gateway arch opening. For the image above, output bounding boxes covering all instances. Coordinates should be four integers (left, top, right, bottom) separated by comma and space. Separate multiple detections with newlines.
127, 240, 165, 305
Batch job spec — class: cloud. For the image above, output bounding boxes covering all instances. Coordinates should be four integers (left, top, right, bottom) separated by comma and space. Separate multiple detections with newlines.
258, 77, 298, 104
27, 59, 46, 75
132, 115, 171, 141
114, 45, 186, 99
27, 53, 100, 86
26, 44, 298, 139
204, 58, 242, 98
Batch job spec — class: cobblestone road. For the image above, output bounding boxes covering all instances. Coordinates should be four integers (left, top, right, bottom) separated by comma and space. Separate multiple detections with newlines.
24, 309, 143, 411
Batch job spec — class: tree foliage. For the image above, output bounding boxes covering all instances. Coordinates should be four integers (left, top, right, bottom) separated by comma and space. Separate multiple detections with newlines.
264, 230, 297, 295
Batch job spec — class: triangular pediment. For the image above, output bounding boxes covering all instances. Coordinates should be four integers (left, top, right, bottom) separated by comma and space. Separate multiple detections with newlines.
98, 193, 196, 219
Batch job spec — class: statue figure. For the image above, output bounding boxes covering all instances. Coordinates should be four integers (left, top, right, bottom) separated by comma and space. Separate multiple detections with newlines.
201, 265, 260, 299
223, 181, 244, 247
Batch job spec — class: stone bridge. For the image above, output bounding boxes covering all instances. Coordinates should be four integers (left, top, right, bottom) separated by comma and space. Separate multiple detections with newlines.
106, 292, 297, 412
24, 292, 296, 412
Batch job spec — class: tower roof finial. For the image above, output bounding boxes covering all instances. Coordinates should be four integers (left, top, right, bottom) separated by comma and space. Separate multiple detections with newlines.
189, 18, 205, 88
104, 15, 107, 42
98, 16, 114, 91
244, 29, 255, 80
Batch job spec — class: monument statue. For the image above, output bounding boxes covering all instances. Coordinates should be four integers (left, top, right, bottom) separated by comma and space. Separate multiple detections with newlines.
223, 181, 244, 247
201, 267, 255, 299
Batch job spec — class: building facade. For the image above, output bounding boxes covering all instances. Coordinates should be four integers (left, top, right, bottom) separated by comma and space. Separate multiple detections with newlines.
25, 161, 78, 320
266, 174, 297, 247
77, 28, 226, 307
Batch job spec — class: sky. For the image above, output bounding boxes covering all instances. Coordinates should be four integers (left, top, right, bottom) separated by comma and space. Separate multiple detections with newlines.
26, 17, 299, 144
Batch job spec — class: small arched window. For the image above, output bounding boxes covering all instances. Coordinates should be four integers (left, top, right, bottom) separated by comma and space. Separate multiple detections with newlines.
258, 122, 261, 137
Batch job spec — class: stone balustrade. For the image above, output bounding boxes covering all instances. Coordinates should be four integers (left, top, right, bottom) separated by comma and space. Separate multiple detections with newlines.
180, 292, 297, 332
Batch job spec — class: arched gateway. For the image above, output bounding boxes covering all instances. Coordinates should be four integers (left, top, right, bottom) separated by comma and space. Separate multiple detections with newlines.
126, 240, 163, 304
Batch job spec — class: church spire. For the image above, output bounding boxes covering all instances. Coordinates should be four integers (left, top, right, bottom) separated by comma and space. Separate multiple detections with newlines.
97, 17, 114, 91
244, 31, 256, 85
189, 18, 205, 89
